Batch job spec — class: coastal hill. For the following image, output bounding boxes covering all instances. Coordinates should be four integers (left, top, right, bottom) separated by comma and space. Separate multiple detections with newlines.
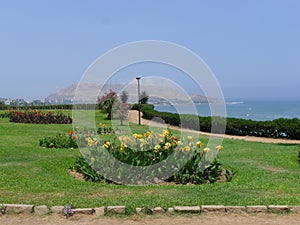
46, 83, 220, 104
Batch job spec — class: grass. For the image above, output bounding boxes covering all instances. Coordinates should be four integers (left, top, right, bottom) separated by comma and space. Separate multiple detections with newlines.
0, 110, 300, 214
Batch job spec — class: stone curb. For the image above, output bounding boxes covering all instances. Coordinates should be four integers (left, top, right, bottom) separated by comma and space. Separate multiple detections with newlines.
106, 206, 126, 214
4, 204, 34, 214
201, 205, 225, 213
174, 206, 201, 213
1, 204, 300, 216
246, 205, 268, 213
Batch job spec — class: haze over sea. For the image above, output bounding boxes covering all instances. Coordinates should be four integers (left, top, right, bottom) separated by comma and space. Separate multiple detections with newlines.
154, 100, 300, 121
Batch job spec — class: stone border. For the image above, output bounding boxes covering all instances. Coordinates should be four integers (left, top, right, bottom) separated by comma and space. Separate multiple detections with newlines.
0, 204, 299, 216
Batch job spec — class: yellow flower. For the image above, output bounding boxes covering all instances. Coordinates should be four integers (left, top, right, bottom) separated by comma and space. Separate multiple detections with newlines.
163, 129, 170, 138
158, 134, 163, 143
154, 144, 161, 153
120, 142, 126, 152
103, 141, 110, 149
88, 141, 94, 147
119, 135, 132, 145
163, 142, 172, 150
216, 145, 224, 150
183, 145, 190, 152
187, 136, 193, 141
196, 141, 203, 148
91, 157, 95, 163
177, 141, 183, 146
133, 133, 143, 139
203, 147, 210, 153
144, 131, 152, 138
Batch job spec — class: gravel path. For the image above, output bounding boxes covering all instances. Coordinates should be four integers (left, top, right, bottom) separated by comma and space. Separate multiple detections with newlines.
1, 214, 300, 225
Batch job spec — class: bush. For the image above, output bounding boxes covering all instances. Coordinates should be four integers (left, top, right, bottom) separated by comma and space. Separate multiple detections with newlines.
97, 123, 114, 134
39, 131, 78, 149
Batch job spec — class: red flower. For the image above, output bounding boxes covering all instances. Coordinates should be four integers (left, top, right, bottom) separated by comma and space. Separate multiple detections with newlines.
68, 130, 74, 135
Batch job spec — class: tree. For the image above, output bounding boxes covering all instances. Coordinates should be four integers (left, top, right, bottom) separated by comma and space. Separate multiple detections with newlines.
120, 91, 129, 103
112, 100, 129, 125
140, 90, 149, 104
0, 101, 5, 110
98, 90, 117, 119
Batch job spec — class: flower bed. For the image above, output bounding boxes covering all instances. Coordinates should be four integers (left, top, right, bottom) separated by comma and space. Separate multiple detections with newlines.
8, 110, 72, 124
72, 129, 234, 185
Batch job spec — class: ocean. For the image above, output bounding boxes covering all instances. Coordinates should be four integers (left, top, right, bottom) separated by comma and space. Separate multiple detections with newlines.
154, 101, 300, 121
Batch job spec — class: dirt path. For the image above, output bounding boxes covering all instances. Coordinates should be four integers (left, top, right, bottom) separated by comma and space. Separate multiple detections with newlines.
1, 214, 300, 225
128, 110, 300, 145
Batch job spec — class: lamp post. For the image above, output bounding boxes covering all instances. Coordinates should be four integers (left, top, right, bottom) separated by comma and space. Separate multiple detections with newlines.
136, 76, 141, 125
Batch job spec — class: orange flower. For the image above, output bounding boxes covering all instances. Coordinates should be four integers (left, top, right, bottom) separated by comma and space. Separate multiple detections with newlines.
172, 136, 178, 142
68, 130, 73, 135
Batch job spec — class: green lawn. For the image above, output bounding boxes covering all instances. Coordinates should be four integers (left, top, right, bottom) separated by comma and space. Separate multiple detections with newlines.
0, 110, 299, 214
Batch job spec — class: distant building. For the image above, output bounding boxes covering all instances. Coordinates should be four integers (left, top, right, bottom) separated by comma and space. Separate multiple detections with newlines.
4, 99, 11, 105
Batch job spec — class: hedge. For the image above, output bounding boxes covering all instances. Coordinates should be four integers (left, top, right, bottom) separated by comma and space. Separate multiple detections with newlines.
132, 104, 300, 140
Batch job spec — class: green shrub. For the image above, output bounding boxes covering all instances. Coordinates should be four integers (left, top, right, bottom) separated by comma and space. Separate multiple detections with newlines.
39, 131, 78, 149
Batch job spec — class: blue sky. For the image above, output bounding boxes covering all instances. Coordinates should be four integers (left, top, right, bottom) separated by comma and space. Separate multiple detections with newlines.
0, 0, 300, 101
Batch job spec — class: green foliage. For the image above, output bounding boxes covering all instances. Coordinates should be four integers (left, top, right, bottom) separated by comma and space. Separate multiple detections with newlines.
112, 101, 129, 126
72, 129, 231, 184
39, 132, 78, 149
0, 203, 5, 215
0, 109, 16, 118
97, 123, 114, 134
39, 123, 115, 149
72, 156, 104, 182
120, 91, 129, 103
140, 90, 149, 104
98, 90, 117, 119
131, 104, 154, 111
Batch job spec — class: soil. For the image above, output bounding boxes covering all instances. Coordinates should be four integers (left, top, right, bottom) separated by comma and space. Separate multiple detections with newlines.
128, 110, 300, 145
1, 213, 300, 225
